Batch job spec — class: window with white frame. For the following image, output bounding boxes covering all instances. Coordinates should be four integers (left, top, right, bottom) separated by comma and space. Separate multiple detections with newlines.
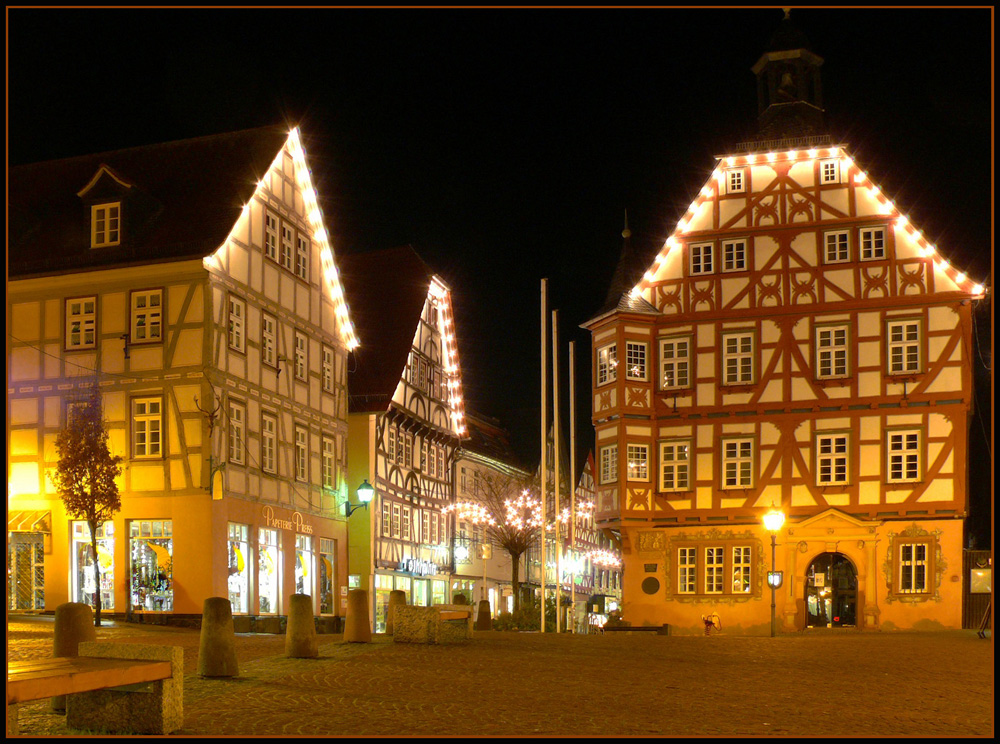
66, 297, 97, 350
898, 542, 928, 593
261, 413, 277, 473
860, 227, 886, 260
660, 337, 690, 390
321, 346, 334, 393
281, 224, 294, 271
678, 547, 696, 594
402, 507, 411, 541
625, 342, 647, 381
816, 433, 849, 486
294, 332, 307, 381
722, 331, 754, 385
597, 343, 618, 386
392, 503, 401, 538
626, 443, 649, 481
722, 239, 747, 272
322, 436, 335, 489
264, 212, 279, 261
227, 399, 245, 465
132, 397, 162, 458
690, 243, 714, 275
296, 235, 309, 281
600, 444, 618, 484
820, 158, 839, 184
228, 295, 246, 352
261, 313, 276, 367
722, 438, 754, 488
887, 319, 921, 375
824, 230, 850, 263
422, 512, 430, 545
382, 502, 392, 537
91, 203, 121, 247
726, 169, 745, 194
816, 325, 849, 379
887, 430, 920, 483
705, 547, 724, 593
131, 289, 162, 343
732, 546, 752, 593
295, 425, 308, 482
659, 440, 690, 492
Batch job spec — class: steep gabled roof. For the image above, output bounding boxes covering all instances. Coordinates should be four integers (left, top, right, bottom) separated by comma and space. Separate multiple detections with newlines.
340, 245, 437, 412
9, 125, 289, 278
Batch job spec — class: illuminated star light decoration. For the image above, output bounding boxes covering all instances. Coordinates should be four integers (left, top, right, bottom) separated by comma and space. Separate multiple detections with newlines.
206, 127, 360, 352
428, 277, 467, 437
587, 548, 622, 568
442, 500, 496, 526
628, 146, 988, 302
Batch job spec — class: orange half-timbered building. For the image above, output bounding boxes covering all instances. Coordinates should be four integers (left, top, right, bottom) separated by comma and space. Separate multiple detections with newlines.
584, 22, 985, 634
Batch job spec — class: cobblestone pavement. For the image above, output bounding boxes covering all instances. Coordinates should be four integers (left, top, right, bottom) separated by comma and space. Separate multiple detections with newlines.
8, 615, 993, 737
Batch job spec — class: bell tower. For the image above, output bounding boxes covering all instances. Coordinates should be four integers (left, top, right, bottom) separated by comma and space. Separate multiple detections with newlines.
751, 10, 826, 139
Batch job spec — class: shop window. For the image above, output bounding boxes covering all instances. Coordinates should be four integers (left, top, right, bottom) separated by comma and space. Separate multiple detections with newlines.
227, 523, 250, 614
72, 521, 114, 610
129, 520, 172, 612
295, 534, 313, 597
319, 538, 336, 615
258, 527, 280, 614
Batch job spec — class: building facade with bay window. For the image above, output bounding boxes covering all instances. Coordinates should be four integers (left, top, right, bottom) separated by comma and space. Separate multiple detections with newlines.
584, 19, 984, 634
342, 246, 468, 632
8, 126, 357, 626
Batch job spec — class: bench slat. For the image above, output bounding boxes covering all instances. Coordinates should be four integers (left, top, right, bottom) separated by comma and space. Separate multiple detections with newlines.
7, 657, 173, 705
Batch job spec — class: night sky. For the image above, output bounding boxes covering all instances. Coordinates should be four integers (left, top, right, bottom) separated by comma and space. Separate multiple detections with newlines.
8, 8, 992, 541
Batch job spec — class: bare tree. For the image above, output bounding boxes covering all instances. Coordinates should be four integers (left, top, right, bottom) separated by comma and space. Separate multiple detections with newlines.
52, 385, 123, 626
447, 471, 542, 612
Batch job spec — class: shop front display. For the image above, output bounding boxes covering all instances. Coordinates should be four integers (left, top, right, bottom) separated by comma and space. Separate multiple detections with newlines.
258, 527, 280, 614
319, 538, 335, 614
72, 521, 114, 611
295, 534, 313, 597
129, 520, 173, 612
228, 523, 250, 614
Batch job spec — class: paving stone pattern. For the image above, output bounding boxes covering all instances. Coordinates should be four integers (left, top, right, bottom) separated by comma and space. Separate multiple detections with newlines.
7, 617, 993, 737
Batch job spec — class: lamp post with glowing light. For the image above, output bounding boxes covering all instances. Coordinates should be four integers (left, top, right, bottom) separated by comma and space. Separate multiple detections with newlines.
762, 508, 785, 637
344, 479, 375, 517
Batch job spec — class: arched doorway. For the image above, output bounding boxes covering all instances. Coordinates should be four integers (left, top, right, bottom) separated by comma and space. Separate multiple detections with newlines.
805, 553, 857, 628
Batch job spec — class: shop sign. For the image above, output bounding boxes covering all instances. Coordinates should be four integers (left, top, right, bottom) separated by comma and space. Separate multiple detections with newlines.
398, 558, 438, 576
262, 505, 314, 535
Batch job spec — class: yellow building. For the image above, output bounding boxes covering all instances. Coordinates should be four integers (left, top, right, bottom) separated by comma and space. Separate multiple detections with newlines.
8, 127, 358, 626
584, 22, 985, 634
341, 246, 468, 632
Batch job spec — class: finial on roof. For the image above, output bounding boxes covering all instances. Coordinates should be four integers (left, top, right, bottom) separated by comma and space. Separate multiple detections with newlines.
622, 209, 631, 240
783, 7, 790, 20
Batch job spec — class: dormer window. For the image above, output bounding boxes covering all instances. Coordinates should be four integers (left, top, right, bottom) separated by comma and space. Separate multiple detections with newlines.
91, 202, 121, 247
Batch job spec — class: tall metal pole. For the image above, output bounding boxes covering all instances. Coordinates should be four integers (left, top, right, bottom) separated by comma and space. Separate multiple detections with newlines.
540, 279, 548, 633
569, 339, 577, 634
552, 309, 561, 633
770, 533, 777, 638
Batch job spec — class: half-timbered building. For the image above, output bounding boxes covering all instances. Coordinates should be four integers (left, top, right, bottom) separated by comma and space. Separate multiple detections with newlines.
342, 246, 468, 632
8, 127, 357, 624
584, 21, 985, 633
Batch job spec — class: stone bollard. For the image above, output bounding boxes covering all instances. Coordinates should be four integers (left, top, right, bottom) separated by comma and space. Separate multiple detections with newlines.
285, 594, 318, 658
343, 589, 372, 643
52, 602, 97, 711
198, 597, 239, 677
386, 590, 407, 635
476, 599, 493, 631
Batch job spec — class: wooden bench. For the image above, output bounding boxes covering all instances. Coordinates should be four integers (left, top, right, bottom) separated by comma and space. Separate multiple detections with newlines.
6, 642, 183, 736
393, 605, 474, 644
602, 624, 671, 636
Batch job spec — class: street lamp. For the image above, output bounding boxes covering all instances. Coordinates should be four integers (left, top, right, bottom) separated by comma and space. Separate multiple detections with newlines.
762, 508, 785, 638
345, 479, 375, 517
